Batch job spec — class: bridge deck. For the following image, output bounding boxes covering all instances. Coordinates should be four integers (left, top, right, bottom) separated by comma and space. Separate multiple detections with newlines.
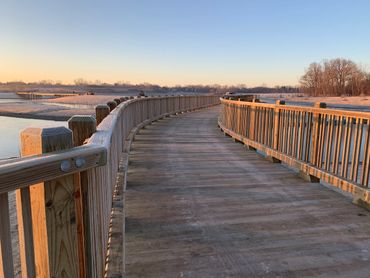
125, 106, 370, 277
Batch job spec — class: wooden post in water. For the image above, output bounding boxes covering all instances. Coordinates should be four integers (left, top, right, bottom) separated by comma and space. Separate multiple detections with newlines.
19, 127, 80, 277
68, 115, 97, 278
95, 104, 110, 125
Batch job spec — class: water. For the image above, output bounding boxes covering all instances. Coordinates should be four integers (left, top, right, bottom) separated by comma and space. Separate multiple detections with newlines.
261, 97, 370, 112
45, 102, 93, 109
0, 116, 67, 159
0, 91, 94, 109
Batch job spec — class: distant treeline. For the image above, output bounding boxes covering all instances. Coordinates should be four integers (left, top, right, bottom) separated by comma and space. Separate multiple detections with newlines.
0, 81, 299, 96
300, 58, 370, 96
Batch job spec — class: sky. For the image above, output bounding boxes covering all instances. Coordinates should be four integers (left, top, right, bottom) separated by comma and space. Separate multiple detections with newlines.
0, 0, 370, 86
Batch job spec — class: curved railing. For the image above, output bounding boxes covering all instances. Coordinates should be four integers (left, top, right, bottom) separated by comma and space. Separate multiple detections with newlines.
219, 97, 370, 206
0, 95, 220, 277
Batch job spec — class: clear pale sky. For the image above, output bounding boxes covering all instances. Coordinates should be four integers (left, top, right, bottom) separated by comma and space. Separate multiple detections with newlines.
1, 0, 369, 86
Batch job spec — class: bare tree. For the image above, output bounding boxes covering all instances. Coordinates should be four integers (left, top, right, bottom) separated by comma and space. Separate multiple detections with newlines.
300, 58, 369, 96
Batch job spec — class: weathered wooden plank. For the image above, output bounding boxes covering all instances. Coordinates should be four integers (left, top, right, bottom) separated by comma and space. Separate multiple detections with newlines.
126, 107, 370, 277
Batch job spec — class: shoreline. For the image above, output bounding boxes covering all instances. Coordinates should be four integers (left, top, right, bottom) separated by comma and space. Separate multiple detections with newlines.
0, 111, 70, 121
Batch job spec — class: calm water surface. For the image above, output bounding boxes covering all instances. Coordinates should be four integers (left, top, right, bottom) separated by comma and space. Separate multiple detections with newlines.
0, 92, 69, 159
0, 116, 67, 159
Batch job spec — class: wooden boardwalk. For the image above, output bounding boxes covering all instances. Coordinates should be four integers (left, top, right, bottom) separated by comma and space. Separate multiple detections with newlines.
125, 106, 370, 278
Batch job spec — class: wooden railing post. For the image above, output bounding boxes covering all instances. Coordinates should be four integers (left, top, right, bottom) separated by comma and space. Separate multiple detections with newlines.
20, 126, 80, 277
107, 101, 117, 111
311, 102, 327, 166
302, 102, 326, 182
68, 115, 97, 278
95, 104, 110, 125
266, 100, 286, 163
273, 100, 285, 150
248, 101, 257, 146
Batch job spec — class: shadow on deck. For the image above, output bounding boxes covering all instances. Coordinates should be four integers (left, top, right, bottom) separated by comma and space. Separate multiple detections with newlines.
125, 106, 370, 277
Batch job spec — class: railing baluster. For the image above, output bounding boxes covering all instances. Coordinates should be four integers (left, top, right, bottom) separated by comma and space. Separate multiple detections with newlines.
360, 123, 370, 187
0, 192, 14, 278
350, 118, 361, 181
16, 187, 36, 278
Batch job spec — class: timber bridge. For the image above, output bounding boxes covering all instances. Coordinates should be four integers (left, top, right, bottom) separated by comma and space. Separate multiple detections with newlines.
1, 95, 370, 277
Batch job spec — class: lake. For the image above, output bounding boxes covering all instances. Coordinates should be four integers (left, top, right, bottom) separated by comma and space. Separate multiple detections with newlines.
0, 116, 67, 159
0, 92, 69, 159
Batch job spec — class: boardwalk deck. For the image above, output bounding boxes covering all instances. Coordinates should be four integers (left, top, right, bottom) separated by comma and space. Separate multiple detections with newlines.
125, 106, 370, 278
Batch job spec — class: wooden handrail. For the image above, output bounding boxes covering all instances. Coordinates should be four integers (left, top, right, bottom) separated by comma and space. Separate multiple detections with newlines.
223, 98, 370, 118
219, 97, 370, 206
0, 144, 106, 194
0, 95, 220, 278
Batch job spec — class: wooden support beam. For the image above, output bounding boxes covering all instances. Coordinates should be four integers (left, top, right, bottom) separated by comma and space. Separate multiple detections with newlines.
266, 156, 281, 163
299, 171, 320, 183
245, 145, 257, 151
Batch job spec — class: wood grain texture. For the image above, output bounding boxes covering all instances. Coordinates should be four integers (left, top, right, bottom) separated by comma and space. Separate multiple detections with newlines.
0, 144, 106, 193
68, 115, 97, 278
20, 126, 79, 278
125, 106, 370, 277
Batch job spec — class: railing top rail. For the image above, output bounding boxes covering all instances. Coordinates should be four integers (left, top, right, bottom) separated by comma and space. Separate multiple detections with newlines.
220, 97, 370, 119
0, 97, 144, 193
0, 144, 106, 194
